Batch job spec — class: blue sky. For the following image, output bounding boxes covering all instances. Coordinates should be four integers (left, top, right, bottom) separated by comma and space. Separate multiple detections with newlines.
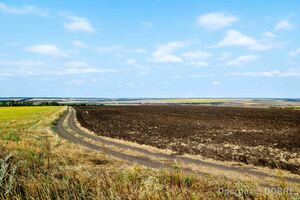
0, 0, 300, 98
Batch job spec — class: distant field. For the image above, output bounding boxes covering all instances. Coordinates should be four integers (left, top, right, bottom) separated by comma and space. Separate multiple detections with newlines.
292, 106, 300, 110
0, 106, 63, 142
162, 98, 230, 103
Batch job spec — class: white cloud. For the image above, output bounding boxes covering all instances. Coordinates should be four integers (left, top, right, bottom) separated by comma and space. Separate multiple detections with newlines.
0, 60, 45, 77
262, 32, 276, 38
125, 58, 138, 66
0, 60, 117, 77
182, 51, 211, 60
0, 60, 48, 76
142, 22, 153, 28
228, 69, 300, 77
0, 2, 48, 17
197, 12, 238, 30
274, 20, 294, 31
152, 43, 212, 65
72, 40, 88, 48
289, 48, 300, 56
188, 61, 209, 67
124, 58, 149, 74
213, 81, 221, 85
64, 16, 95, 33
26, 44, 69, 57
226, 55, 259, 66
152, 41, 184, 63
216, 30, 274, 50
217, 30, 257, 47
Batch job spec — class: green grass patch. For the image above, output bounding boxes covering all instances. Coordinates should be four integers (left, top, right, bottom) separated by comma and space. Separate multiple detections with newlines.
0, 131, 20, 142
0, 106, 62, 122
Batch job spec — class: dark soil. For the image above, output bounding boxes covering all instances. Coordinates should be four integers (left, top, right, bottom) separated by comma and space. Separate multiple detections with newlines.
74, 105, 300, 174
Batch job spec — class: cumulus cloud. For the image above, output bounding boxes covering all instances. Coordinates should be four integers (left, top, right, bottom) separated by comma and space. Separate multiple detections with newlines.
152, 42, 212, 66
0, 2, 48, 17
262, 32, 276, 38
216, 30, 274, 50
213, 81, 221, 85
64, 15, 95, 33
72, 40, 88, 48
217, 30, 256, 47
226, 55, 259, 66
181, 50, 211, 66
289, 48, 300, 56
26, 44, 69, 57
274, 20, 294, 31
182, 51, 211, 60
197, 12, 238, 30
152, 41, 184, 63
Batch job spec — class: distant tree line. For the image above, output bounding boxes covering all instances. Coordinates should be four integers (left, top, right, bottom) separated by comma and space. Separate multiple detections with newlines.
0, 101, 106, 107
0, 101, 61, 107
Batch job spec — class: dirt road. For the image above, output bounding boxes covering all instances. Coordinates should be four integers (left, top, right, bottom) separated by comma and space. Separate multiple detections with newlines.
54, 107, 300, 187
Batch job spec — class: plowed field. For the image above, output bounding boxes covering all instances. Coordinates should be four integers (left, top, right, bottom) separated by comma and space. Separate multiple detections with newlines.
75, 105, 300, 174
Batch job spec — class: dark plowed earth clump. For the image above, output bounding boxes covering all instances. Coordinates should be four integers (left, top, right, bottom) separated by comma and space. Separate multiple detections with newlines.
74, 105, 300, 174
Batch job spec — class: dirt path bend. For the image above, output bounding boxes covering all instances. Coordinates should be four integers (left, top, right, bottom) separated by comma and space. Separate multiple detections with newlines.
55, 107, 300, 186
55, 108, 206, 175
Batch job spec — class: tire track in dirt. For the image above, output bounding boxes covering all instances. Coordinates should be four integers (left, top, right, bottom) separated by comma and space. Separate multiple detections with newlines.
55, 109, 207, 175
68, 107, 300, 185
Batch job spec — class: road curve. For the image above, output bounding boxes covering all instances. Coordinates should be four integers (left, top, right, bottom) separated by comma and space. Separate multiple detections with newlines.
55, 107, 300, 185
55, 108, 206, 175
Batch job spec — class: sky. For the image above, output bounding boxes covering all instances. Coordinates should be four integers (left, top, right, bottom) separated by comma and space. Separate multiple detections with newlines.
0, 0, 300, 98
